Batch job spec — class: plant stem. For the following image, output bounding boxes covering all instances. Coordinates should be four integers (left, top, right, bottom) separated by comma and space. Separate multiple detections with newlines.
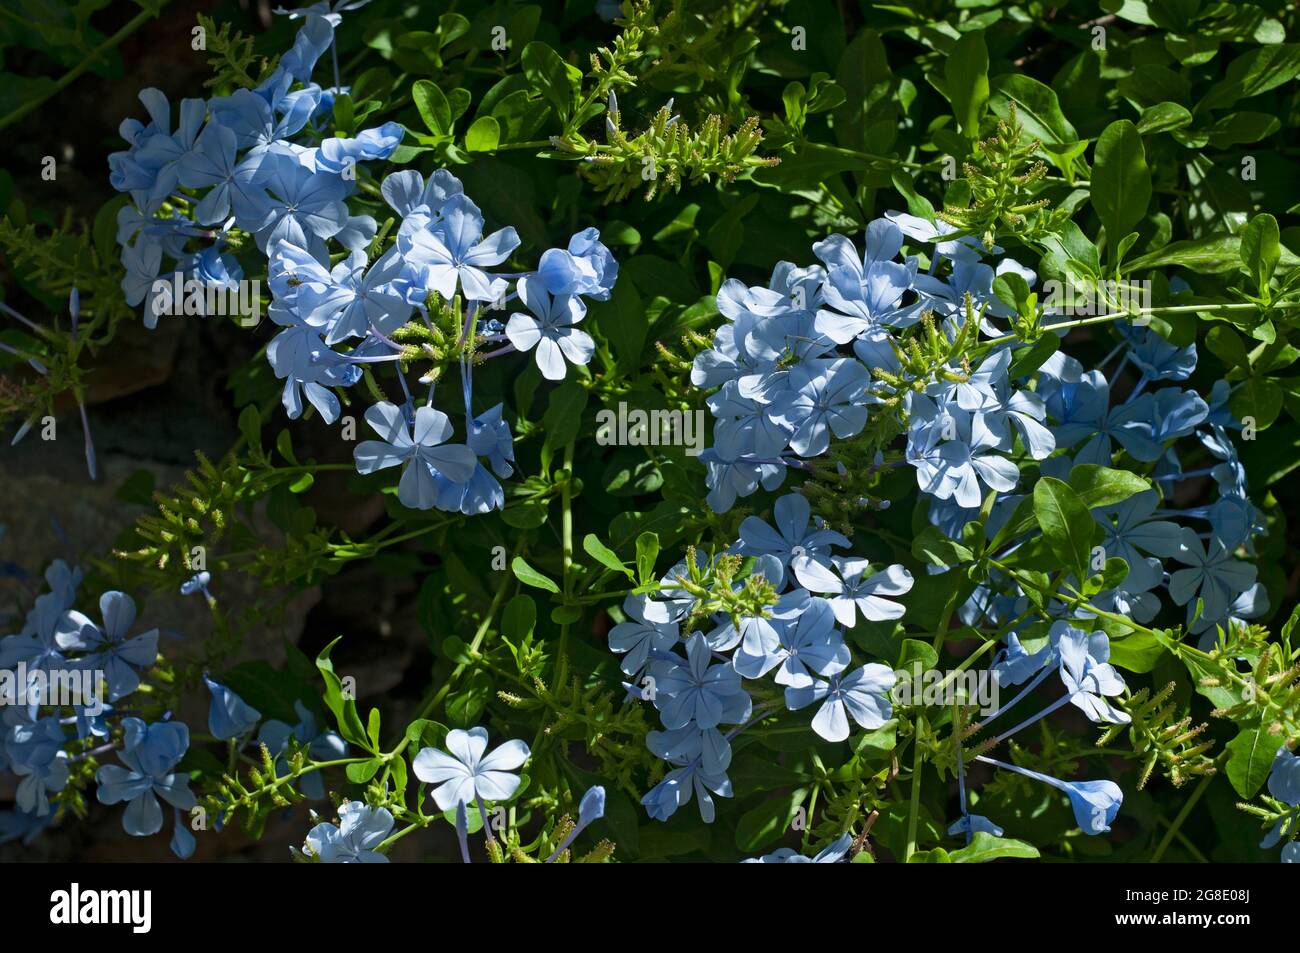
387, 571, 512, 762
1150, 770, 1213, 862
904, 716, 926, 862
0, 4, 170, 130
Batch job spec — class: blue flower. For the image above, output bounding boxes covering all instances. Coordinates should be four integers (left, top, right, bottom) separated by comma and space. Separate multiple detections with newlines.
1192, 582, 1269, 647
240, 150, 349, 255
265, 325, 361, 422
380, 168, 464, 222
1048, 371, 1163, 464
303, 801, 393, 863
734, 492, 849, 581
743, 832, 853, 863
203, 674, 262, 740
648, 724, 732, 776
991, 632, 1052, 687
706, 380, 794, 458
948, 814, 1004, 837
537, 227, 618, 301
1094, 491, 1182, 591
769, 358, 872, 456
1056, 625, 1130, 725
95, 718, 196, 837
908, 410, 1020, 509
700, 426, 787, 513
544, 785, 607, 862
652, 632, 752, 729
467, 404, 515, 479
180, 571, 212, 599
608, 594, 679, 676
504, 275, 595, 381
1168, 527, 1257, 622
294, 245, 411, 344
1125, 326, 1196, 381
813, 256, 914, 342
398, 193, 519, 302
56, 591, 159, 702
976, 755, 1122, 834
640, 749, 732, 824
412, 726, 530, 812
353, 401, 478, 509
209, 80, 321, 156
4, 716, 69, 816
791, 555, 913, 627
315, 121, 405, 174
733, 594, 848, 689
277, 14, 335, 81
1268, 748, 1300, 806
783, 663, 895, 742
0, 592, 71, 698
177, 122, 269, 225
0, 807, 52, 846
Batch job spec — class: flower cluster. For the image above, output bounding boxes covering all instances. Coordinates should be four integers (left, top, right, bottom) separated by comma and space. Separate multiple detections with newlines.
0, 559, 200, 856
296, 725, 605, 864
108, 6, 618, 516
609, 492, 909, 824
637, 212, 1271, 854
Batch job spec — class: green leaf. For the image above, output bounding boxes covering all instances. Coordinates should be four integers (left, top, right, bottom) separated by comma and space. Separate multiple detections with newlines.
1091, 120, 1151, 262
1107, 630, 1164, 673
989, 74, 1079, 144
1230, 377, 1283, 430
589, 276, 645, 370
501, 594, 537, 642
898, 638, 939, 672
1205, 325, 1250, 370
511, 556, 560, 593
734, 790, 807, 852
1224, 723, 1285, 798
945, 30, 989, 139
316, 638, 371, 751
412, 79, 451, 136
464, 115, 500, 152
912, 525, 974, 568
521, 41, 579, 123
583, 533, 634, 579
345, 758, 382, 784
445, 669, 492, 727
1240, 213, 1280, 294
635, 531, 660, 586
1033, 477, 1094, 579
1135, 101, 1192, 135
1125, 235, 1249, 274
542, 380, 588, 454
1198, 43, 1300, 113
219, 660, 313, 724
1067, 465, 1151, 508
948, 832, 1040, 863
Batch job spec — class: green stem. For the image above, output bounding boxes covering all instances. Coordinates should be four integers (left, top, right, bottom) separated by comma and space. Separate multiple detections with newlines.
1150, 770, 1214, 862
387, 571, 513, 762
982, 302, 1273, 351
904, 716, 926, 862
0, 4, 169, 131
